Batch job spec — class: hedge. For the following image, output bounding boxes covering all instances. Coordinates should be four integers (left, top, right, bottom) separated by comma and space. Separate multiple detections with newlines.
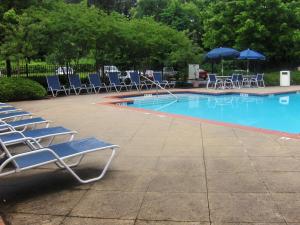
0, 77, 47, 102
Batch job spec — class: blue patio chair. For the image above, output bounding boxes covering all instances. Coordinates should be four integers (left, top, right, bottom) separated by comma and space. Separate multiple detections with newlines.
153, 72, 174, 88
88, 73, 109, 93
0, 103, 10, 108
206, 74, 223, 89
0, 107, 20, 114
108, 72, 129, 92
0, 117, 50, 132
0, 137, 119, 184
129, 72, 147, 91
68, 74, 91, 95
0, 111, 32, 121
224, 74, 239, 88
237, 74, 250, 88
250, 73, 265, 87
46, 75, 70, 97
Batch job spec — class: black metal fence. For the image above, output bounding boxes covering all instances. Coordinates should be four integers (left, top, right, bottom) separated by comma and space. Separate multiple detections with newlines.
0, 64, 97, 78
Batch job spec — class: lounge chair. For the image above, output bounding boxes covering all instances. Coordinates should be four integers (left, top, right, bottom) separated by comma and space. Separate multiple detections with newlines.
206, 74, 223, 89
0, 126, 76, 147
46, 75, 70, 97
0, 103, 10, 108
129, 72, 148, 91
0, 107, 20, 114
250, 73, 265, 87
0, 137, 119, 184
68, 74, 91, 95
0, 111, 32, 121
108, 72, 129, 92
153, 72, 175, 88
0, 117, 50, 132
88, 73, 109, 93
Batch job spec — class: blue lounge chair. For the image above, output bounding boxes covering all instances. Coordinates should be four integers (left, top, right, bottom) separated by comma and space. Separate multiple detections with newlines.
0, 137, 119, 184
108, 72, 129, 92
153, 72, 174, 88
250, 73, 265, 87
46, 75, 70, 97
0, 117, 50, 132
68, 74, 91, 95
0, 126, 76, 146
0, 111, 32, 121
88, 73, 109, 93
0, 103, 10, 108
129, 72, 147, 91
206, 74, 223, 89
0, 107, 20, 114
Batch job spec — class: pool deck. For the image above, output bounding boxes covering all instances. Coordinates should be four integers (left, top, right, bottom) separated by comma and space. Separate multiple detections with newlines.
2, 86, 300, 225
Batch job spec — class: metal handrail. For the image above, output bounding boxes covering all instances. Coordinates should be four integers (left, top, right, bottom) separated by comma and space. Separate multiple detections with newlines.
141, 75, 178, 101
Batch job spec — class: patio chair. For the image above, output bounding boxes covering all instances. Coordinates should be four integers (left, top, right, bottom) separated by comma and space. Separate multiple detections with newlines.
206, 74, 223, 89
0, 137, 119, 184
224, 74, 239, 89
68, 74, 91, 95
129, 72, 148, 91
0, 103, 10, 108
237, 74, 250, 88
46, 75, 70, 97
0, 117, 50, 132
88, 73, 109, 93
0, 125, 76, 147
250, 73, 265, 87
0, 111, 32, 122
0, 107, 20, 114
108, 72, 129, 92
153, 72, 175, 88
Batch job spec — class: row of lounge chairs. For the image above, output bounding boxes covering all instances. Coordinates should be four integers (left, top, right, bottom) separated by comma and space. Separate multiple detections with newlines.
0, 103, 119, 184
46, 71, 176, 97
207, 73, 265, 89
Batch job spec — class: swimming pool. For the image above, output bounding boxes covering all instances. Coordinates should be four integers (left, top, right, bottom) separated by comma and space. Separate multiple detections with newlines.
124, 92, 300, 134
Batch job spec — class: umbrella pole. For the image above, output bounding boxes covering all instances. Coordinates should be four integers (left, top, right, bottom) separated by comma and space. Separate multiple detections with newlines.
221, 58, 224, 75
247, 60, 249, 74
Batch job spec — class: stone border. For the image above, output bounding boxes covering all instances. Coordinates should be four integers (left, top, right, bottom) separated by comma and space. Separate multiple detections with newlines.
101, 89, 300, 139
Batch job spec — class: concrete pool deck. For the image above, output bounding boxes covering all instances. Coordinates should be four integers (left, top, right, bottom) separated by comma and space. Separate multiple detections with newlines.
1, 86, 300, 224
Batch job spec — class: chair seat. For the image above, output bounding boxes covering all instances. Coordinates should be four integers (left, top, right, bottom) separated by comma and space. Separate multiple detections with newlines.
7, 117, 46, 128
14, 138, 115, 168
0, 126, 71, 143
0, 107, 16, 113
0, 111, 30, 119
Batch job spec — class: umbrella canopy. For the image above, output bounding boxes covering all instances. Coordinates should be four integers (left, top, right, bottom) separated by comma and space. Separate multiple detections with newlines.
205, 47, 240, 75
238, 49, 266, 73
206, 47, 240, 60
238, 49, 266, 60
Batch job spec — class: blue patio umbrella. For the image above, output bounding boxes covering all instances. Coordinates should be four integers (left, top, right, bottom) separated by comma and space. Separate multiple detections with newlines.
205, 47, 240, 75
238, 49, 266, 73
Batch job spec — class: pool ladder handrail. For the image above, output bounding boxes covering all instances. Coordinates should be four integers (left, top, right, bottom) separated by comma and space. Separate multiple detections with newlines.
140, 75, 178, 101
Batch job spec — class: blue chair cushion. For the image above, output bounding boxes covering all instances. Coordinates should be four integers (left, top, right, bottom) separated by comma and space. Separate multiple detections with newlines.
7, 117, 46, 128
0, 126, 71, 143
0, 107, 16, 113
0, 111, 30, 119
14, 138, 115, 168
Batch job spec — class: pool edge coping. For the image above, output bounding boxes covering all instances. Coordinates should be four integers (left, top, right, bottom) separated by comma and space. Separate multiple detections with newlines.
100, 89, 300, 139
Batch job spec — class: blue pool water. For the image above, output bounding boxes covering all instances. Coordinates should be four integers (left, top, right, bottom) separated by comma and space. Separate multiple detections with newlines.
126, 93, 300, 134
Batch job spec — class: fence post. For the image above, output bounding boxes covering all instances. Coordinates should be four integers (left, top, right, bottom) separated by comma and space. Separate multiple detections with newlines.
25, 63, 29, 77
6, 59, 12, 77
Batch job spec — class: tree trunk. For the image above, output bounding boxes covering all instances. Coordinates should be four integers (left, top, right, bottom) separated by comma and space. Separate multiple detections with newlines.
6, 59, 12, 77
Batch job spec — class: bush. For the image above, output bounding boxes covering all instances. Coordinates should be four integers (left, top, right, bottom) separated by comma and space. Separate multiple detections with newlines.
0, 77, 47, 102
264, 71, 300, 86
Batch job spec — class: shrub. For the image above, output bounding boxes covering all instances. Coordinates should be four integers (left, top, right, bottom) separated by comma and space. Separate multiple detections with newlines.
0, 77, 46, 102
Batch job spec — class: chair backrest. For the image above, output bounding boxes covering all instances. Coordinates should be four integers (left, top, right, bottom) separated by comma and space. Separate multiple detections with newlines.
232, 74, 238, 82
257, 73, 264, 81
153, 72, 163, 82
130, 72, 140, 84
46, 75, 61, 90
88, 73, 102, 87
68, 74, 82, 88
237, 74, 243, 82
108, 72, 120, 85
208, 74, 217, 82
